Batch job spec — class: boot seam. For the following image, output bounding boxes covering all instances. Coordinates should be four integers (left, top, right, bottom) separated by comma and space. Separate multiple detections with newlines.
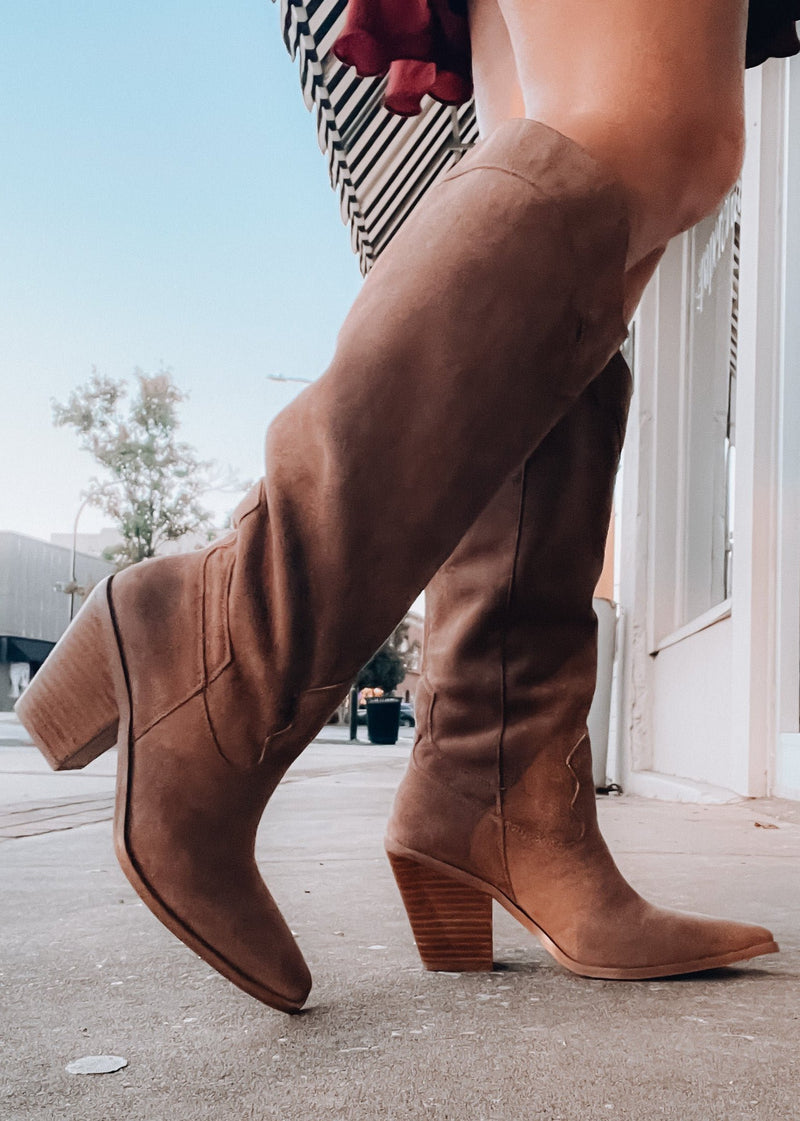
256, 678, 353, 765
503, 731, 591, 849
496, 465, 529, 900
405, 752, 497, 813
565, 731, 590, 823
409, 674, 442, 766
442, 164, 552, 199
203, 542, 235, 687
411, 679, 495, 799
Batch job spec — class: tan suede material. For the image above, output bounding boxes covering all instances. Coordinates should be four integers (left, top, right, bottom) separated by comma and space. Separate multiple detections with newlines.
119, 696, 311, 1005
388, 354, 775, 972
256, 121, 628, 696
387, 357, 631, 884
81, 119, 637, 1004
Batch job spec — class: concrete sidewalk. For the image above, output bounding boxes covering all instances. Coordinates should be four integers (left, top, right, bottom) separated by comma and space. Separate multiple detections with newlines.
1, 715, 798, 1121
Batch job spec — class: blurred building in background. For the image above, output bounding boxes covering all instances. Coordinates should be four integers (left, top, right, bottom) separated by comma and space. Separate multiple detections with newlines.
0, 533, 113, 712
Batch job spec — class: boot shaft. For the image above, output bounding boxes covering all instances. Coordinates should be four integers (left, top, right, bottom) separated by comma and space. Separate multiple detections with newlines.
411, 354, 633, 810
259, 120, 629, 721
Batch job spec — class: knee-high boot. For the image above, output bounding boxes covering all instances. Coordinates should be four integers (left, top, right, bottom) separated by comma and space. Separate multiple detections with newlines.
17, 119, 633, 1011
386, 354, 777, 977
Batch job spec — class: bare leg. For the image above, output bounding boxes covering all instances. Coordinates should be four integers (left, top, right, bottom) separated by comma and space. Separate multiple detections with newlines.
468, 0, 748, 308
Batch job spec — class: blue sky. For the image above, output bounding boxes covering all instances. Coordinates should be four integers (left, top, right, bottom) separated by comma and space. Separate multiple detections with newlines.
2, 0, 363, 539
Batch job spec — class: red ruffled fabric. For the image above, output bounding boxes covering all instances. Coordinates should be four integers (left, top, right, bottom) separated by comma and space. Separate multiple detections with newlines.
334, 0, 799, 119
332, 0, 472, 117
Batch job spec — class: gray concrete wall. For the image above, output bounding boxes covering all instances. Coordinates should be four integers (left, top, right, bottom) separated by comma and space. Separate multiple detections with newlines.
0, 532, 113, 643
0, 533, 114, 710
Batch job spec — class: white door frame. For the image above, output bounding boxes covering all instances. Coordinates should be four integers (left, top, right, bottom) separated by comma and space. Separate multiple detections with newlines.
617, 60, 793, 799
775, 53, 800, 798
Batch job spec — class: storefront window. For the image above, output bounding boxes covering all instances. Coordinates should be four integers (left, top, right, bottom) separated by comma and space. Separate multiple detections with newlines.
679, 184, 740, 624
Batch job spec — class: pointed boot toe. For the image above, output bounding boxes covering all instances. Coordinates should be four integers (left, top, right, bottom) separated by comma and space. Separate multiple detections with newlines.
596, 907, 780, 978
115, 699, 313, 1011
519, 890, 780, 981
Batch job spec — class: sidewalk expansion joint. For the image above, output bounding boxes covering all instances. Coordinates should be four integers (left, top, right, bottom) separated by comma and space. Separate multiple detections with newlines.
0, 794, 114, 840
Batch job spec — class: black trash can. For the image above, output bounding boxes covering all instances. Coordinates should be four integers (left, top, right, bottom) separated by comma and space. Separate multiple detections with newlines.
366, 697, 401, 745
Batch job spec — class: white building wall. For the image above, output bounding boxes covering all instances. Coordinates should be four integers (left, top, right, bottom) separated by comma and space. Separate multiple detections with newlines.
649, 617, 735, 790
774, 51, 800, 798
617, 57, 798, 801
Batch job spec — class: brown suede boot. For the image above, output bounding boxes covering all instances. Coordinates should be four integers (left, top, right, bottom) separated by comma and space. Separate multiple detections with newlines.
386, 353, 778, 978
17, 119, 631, 1011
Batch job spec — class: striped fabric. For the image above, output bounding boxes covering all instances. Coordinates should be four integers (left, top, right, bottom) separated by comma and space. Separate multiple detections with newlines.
276, 0, 479, 273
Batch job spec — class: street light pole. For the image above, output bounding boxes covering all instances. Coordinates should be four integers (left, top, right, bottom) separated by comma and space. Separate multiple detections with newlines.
348, 684, 359, 743
68, 495, 91, 622
266, 374, 314, 386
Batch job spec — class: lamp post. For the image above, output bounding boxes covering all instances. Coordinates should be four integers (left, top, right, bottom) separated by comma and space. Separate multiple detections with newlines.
266, 374, 314, 386
65, 495, 91, 622
446, 106, 474, 154
348, 684, 360, 743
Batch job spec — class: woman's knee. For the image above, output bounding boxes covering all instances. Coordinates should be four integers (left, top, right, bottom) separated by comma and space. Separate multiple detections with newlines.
635, 106, 745, 232
471, 0, 748, 257
481, 99, 745, 258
